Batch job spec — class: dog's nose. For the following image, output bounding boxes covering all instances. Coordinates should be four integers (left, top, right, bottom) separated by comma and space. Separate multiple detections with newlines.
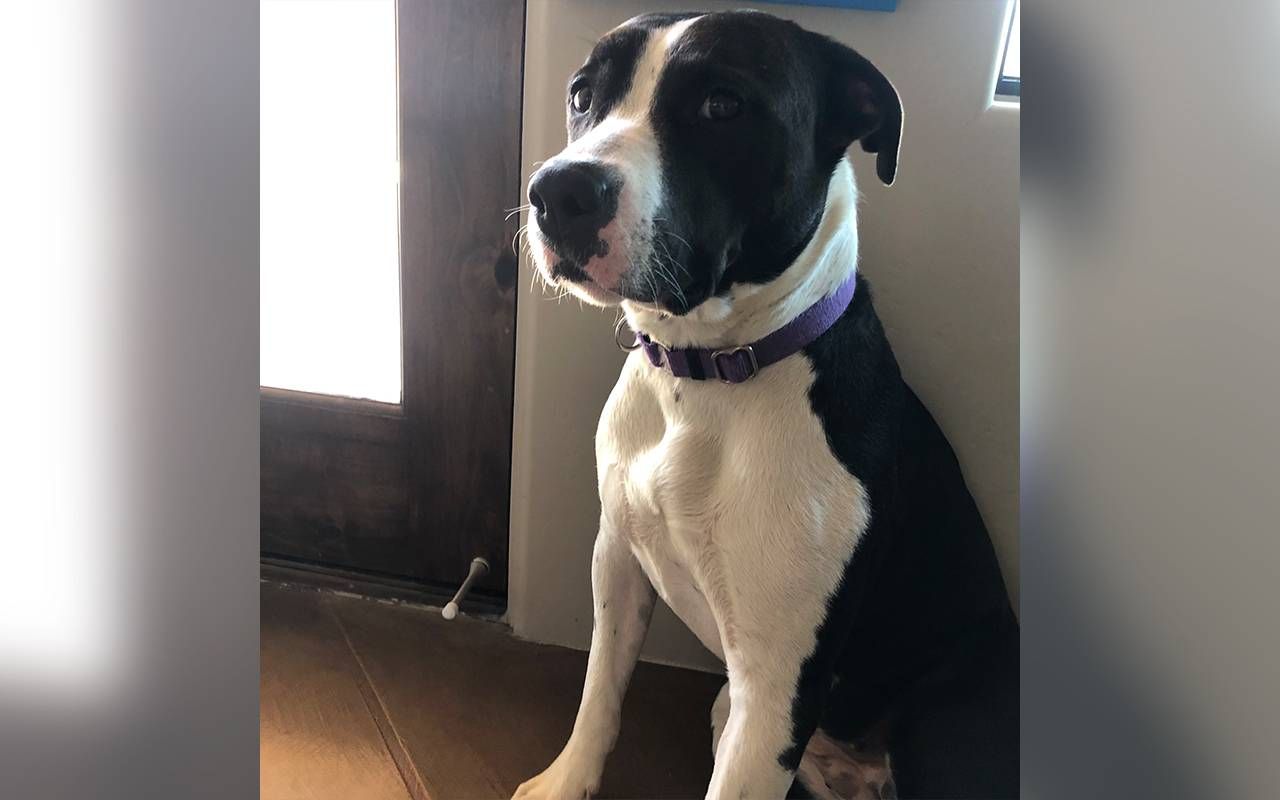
528, 162, 614, 247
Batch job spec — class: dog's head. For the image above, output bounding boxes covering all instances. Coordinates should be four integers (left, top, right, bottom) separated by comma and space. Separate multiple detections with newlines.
526, 10, 901, 315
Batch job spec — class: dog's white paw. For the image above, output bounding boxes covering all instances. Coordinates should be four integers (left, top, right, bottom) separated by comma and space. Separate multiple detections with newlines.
512, 752, 602, 800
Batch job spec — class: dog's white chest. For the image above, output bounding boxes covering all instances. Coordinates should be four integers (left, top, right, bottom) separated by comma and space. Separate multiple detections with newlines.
596, 352, 870, 665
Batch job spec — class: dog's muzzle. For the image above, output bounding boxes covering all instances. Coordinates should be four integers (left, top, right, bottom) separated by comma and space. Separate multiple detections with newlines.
527, 162, 618, 262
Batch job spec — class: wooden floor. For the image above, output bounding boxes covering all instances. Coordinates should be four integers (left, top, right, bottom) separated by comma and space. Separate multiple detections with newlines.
261, 581, 724, 799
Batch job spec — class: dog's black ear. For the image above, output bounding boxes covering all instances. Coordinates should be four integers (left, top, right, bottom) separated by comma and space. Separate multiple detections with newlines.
812, 36, 903, 185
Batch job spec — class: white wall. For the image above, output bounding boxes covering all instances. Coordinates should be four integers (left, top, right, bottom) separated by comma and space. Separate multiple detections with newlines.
508, 0, 1018, 672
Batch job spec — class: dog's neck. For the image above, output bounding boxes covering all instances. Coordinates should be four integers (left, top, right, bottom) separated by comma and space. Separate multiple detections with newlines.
623, 158, 860, 350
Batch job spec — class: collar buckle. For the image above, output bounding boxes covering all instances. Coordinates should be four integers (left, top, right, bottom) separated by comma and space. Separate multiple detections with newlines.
711, 345, 759, 384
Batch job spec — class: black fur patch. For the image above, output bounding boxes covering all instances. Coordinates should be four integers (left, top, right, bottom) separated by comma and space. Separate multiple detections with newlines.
780, 277, 1020, 797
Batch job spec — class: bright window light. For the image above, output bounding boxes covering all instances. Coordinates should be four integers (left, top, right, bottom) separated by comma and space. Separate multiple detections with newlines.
996, 0, 1021, 100
260, 0, 402, 403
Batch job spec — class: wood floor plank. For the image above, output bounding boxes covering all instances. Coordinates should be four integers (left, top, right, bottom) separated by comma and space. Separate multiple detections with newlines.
260, 584, 413, 800
327, 591, 724, 799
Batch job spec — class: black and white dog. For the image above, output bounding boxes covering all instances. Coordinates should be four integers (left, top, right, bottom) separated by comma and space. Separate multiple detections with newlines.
518, 11, 1018, 800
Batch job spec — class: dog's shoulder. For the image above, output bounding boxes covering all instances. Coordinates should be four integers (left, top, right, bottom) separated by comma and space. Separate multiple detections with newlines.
792, 272, 1017, 749
802, 272, 905, 484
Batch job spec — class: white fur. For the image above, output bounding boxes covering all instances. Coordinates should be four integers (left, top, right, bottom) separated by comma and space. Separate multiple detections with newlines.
518, 168, 869, 800
528, 16, 701, 305
599, 182, 867, 800
517, 18, 871, 800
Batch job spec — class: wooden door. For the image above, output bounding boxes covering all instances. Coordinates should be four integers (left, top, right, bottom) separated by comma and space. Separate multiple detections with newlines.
261, 0, 525, 605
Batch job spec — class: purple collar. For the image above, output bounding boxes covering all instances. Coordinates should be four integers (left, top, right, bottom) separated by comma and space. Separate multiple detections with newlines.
621, 272, 857, 384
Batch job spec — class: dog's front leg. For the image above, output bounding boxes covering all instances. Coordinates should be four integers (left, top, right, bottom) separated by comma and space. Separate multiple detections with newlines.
514, 521, 656, 800
705, 657, 821, 800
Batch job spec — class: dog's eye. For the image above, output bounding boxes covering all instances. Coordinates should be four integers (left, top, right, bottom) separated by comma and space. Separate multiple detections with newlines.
699, 90, 742, 121
571, 85, 593, 113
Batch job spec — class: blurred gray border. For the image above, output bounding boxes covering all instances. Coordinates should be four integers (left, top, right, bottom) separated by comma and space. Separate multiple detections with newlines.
1022, 1, 1280, 796
0, 1, 261, 797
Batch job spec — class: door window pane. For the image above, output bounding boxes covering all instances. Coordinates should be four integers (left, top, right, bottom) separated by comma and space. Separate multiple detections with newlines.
261, 0, 401, 402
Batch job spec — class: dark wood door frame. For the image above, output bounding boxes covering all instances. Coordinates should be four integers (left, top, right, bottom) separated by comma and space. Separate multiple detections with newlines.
262, 0, 525, 604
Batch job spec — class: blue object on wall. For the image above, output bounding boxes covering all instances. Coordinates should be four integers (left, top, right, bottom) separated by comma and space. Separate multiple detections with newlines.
753, 0, 898, 11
